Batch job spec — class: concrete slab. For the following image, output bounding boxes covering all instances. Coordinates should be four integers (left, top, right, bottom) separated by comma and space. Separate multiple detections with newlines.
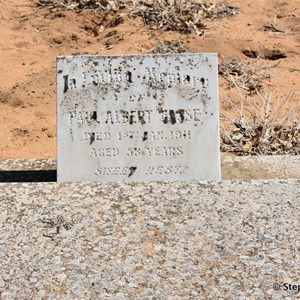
0, 179, 299, 299
0, 155, 299, 181
221, 155, 300, 180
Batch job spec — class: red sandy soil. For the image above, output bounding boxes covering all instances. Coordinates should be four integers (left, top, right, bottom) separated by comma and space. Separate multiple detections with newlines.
0, 0, 299, 158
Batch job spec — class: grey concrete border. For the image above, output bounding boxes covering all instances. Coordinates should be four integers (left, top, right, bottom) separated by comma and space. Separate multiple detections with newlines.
0, 155, 299, 180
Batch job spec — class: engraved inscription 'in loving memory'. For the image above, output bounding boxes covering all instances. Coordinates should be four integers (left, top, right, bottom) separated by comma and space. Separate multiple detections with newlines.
63, 66, 209, 91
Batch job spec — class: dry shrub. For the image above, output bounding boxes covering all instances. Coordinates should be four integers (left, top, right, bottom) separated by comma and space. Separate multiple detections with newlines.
219, 58, 271, 94
129, 0, 207, 35
148, 39, 186, 54
220, 87, 300, 155
37, 0, 125, 10
129, 0, 238, 35
36, 0, 238, 35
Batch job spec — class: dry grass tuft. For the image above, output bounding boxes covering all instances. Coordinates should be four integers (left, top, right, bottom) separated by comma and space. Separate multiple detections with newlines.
147, 39, 186, 54
37, 0, 125, 11
220, 88, 300, 155
36, 0, 238, 35
129, 0, 207, 35
219, 58, 271, 94
129, 1, 238, 35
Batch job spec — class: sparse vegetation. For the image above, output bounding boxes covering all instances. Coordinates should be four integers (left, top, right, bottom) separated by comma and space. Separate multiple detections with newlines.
219, 57, 299, 156
36, 0, 238, 35
37, 0, 125, 10
128, 0, 208, 35
147, 39, 186, 54
218, 58, 270, 93
220, 88, 300, 155
34, 0, 299, 156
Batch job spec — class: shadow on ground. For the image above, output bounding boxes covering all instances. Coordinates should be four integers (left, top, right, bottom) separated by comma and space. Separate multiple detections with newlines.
0, 170, 57, 182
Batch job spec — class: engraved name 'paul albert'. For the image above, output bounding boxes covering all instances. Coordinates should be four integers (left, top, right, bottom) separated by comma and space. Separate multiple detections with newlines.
69, 108, 206, 126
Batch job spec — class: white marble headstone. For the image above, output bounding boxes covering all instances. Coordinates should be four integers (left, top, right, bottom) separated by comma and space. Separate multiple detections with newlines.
57, 54, 220, 182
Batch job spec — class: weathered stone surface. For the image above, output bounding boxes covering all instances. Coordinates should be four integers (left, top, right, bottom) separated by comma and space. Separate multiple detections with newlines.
0, 179, 299, 299
57, 54, 220, 182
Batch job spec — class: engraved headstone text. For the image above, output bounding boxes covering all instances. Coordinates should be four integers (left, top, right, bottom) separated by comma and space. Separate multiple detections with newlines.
57, 54, 220, 182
